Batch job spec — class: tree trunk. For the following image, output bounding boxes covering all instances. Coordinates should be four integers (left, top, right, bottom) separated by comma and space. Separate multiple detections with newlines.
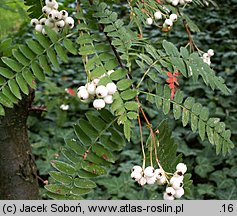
0, 92, 39, 199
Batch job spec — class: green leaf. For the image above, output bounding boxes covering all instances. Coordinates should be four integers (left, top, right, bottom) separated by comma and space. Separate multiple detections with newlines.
22, 68, 37, 89
174, 90, 184, 103
184, 97, 195, 109
26, 39, 44, 55
124, 120, 131, 141
117, 79, 133, 91
12, 49, 30, 66
45, 184, 69, 195
124, 101, 138, 111
16, 73, 29, 95
173, 104, 181, 120
19, 45, 35, 60
0, 104, 5, 116
190, 113, 198, 133
110, 69, 127, 81
34, 32, 51, 49
47, 47, 60, 69
64, 38, 78, 55
51, 160, 76, 176
206, 126, 214, 145
74, 178, 96, 189
39, 55, 52, 74
2, 86, 18, 104
0, 93, 14, 108
1, 57, 22, 72
8, 79, 21, 100
0, 67, 14, 79
74, 124, 92, 146
81, 161, 107, 176
162, 40, 180, 57
200, 107, 209, 121
120, 89, 137, 100
55, 43, 69, 63
182, 108, 189, 127
198, 119, 206, 141
92, 143, 115, 163
44, 26, 59, 43
31, 62, 45, 81
49, 171, 73, 185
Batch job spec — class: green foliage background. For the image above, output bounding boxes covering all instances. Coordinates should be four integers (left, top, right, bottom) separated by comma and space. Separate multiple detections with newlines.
0, 0, 236, 199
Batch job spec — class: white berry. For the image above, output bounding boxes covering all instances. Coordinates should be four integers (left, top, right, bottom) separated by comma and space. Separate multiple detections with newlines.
65, 17, 74, 29
77, 88, 89, 100
144, 166, 155, 178
106, 82, 117, 95
93, 78, 100, 86
155, 169, 165, 180
86, 83, 96, 95
163, 192, 174, 200
31, 18, 39, 27
176, 163, 187, 174
42, 28, 47, 36
53, 10, 62, 21
138, 177, 147, 186
60, 10, 68, 19
174, 187, 185, 198
45, 19, 55, 28
35, 24, 43, 33
55, 20, 65, 28
154, 11, 162, 20
96, 85, 108, 98
170, 176, 184, 184
172, 179, 183, 190
60, 104, 69, 110
93, 99, 106, 110
132, 165, 143, 173
207, 49, 214, 57
52, 1, 59, 10
169, 14, 178, 22
146, 176, 156, 185
40, 18, 47, 26
104, 95, 113, 104
146, 17, 153, 25
157, 176, 167, 185
164, 19, 173, 27
131, 171, 142, 181
172, 0, 179, 6
166, 187, 176, 196
42, 6, 52, 15
45, 0, 57, 8
202, 53, 209, 59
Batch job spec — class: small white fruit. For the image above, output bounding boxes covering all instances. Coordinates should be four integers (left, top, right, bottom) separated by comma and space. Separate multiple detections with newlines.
60, 10, 68, 19
40, 18, 47, 26
45, 0, 57, 8
169, 14, 178, 22
172, 0, 179, 6
45, 19, 55, 28
48, 10, 57, 20
166, 187, 176, 196
146, 176, 157, 185
157, 176, 167, 185
52, 1, 59, 10
42, 6, 52, 15
93, 99, 106, 110
96, 85, 108, 98
35, 24, 43, 33
104, 95, 113, 104
60, 104, 69, 110
131, 171, 142, 181
77, 88, 89, 100
138, 177, 147, 186
65, 17, 75, 29
31, 18, 39, 27
174, 187, 185, 198
179, 0, 186, 5
164, 19, 173, 27
202, 53, 209, 59
170, 176, 184, 184
86, 83, 96, 95
176, 163, 187, 174
207, 49, 214, 57
52, 10, 62, 21
154, 11, 162, 20
132, 165, 143, 173
55, 20, 65, 28
144, 166, 155, 178
146, 17, 153, 25
93, 78, 100, 86
52, 26, 61, 34
171, 179, 183, 190
155, 169, 165, 180
106, 82, 117, 95
163, 192, 175, 200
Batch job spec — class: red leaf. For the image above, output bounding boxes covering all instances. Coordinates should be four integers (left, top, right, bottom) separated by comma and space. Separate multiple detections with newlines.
65, 88, 76, 96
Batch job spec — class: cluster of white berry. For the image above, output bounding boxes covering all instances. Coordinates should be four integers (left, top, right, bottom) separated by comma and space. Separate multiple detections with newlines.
131, 163, 187, 200
131, 166, 167, 186
165, 0, 192, 6
146, 11, 178, 30
163, 163, 187, 200
30, 0, 74, 35
77, 71, 117, 110
202, 49, 214, 65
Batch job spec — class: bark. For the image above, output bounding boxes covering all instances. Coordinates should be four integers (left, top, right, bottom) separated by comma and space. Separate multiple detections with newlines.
0, 92, 39, 199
